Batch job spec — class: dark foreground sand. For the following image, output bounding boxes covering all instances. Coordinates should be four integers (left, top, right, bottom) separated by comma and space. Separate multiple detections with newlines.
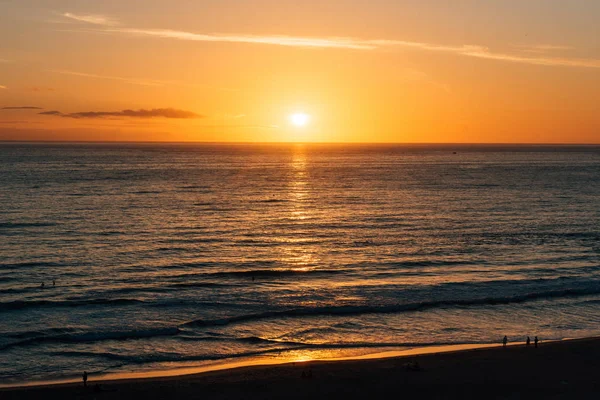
3, 338, 600, 399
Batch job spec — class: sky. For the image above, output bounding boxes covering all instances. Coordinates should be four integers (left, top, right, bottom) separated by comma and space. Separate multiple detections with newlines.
1, 0, 599, 143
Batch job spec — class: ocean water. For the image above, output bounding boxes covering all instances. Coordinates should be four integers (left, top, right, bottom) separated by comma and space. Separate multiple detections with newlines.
1, 143, 599, 384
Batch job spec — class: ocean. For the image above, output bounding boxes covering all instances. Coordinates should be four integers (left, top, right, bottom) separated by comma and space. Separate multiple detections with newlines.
1, 143, 599, 385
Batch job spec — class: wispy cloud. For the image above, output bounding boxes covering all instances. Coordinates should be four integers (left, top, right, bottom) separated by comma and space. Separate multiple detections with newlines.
62, 12, 117, 26
2, 106, 43, 110
458, 47, 600, 68
0, 85, 6, 90
39, 108, 202, 119
85, 26, 600, 69
515, 44, 574, 53
107, 28, 376, 50
361, 40, 600, 68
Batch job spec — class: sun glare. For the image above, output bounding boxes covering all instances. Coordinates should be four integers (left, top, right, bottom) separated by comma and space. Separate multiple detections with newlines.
290, 113, 310, 127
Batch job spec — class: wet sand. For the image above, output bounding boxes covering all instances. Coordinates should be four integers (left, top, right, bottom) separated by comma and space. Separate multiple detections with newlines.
2, 337, 600, 399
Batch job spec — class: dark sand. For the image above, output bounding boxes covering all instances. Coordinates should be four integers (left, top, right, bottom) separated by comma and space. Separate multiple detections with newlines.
3, 338, 600, 399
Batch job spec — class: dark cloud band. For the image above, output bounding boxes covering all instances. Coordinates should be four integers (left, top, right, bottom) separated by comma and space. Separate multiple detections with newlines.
39, 108, 202, 119
2, 106, 43, 110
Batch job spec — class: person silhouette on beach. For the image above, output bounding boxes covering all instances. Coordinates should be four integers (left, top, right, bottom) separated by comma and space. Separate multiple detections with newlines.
534, 336, 539, 348
83, 371, 88, 387
503, 336, 508, 347
526, 336, 531, 346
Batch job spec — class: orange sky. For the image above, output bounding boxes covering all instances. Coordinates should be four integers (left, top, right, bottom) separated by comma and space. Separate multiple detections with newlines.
1, 1, 599, 143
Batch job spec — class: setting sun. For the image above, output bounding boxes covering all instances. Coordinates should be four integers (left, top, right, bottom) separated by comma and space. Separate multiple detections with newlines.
290, 113, 310, 127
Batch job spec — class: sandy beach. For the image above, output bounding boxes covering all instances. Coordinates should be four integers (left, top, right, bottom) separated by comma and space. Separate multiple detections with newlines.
3, 337, 600, 399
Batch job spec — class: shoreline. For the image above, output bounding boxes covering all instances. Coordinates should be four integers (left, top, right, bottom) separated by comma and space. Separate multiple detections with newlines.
0, 338, 577, 389
0, 342, 503, 389
2, 336, 599, 399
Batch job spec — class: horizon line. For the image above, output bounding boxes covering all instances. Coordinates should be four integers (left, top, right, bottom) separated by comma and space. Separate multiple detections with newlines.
1, 140, 599, 146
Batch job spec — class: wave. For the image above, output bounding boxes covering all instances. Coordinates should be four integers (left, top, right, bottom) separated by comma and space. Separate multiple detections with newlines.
0, 261, 64, 270
207, 268, 345, 278
255, 198, 289, 203
104, 282, 229, 296
0, 298, 144, 311
166, 268, 345, 279
0, 287, 37, 295
158, 262, 344, 278
237, 336, 475, 350
179, 185, 208, 190
0, 222, 57, 229
0, 327, 180, 351
45, 339, 487, 366
382, 260, 480, 268
166, 282, 233, 289
130, 190, 163, 195
47, 347, 294, 364
6, 327, 79, 340
184, 285, 600, 328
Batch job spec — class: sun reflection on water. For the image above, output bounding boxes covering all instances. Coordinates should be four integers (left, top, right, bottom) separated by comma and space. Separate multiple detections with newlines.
274, 145, 326, 284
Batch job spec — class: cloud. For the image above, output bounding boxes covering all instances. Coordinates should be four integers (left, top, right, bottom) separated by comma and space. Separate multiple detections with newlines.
39, 108, 202, 119
457, 47, 600, 68
84, 26, 600, 69
2, 106, 43, 110
62, 12, 117, 26
107, 28, 376, 50
368, 40, 600, 68
0, 85, 6, 90
515, 44, 574, 54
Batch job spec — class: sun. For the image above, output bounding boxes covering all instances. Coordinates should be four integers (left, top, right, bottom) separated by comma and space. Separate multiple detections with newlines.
290, 113, 310, 127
